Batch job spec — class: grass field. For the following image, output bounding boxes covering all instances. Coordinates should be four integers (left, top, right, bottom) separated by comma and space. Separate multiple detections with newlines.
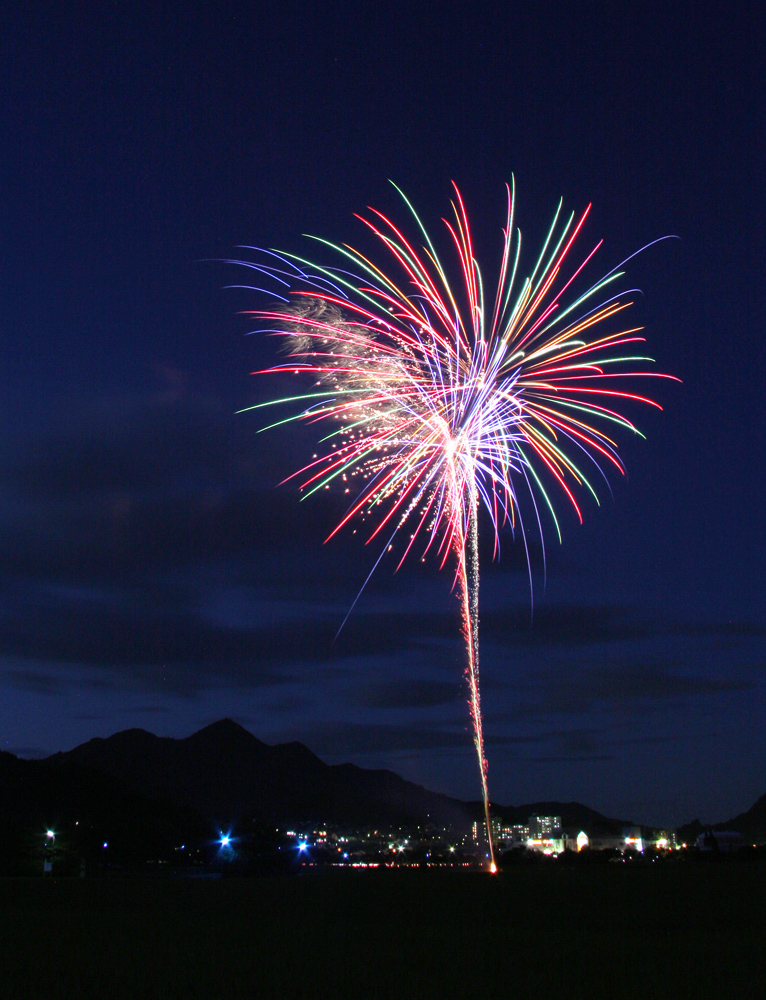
1, 860, 763, 999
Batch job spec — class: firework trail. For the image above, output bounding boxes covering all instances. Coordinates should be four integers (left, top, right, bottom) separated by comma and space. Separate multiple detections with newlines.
236, 181, 675, 870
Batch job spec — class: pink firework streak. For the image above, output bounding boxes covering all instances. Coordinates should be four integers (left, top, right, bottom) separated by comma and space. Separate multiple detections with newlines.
235, 181, 677, 871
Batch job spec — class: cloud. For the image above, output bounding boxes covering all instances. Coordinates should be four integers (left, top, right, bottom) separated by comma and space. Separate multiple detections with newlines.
2, 404, 232, 500
0, 585, 462, 696
584, 663, 750, 700
2, 392, 762, 719
262, 695, 313, 714
480, 605, 766, 648
121, 704, 170, 714
531, 754, 614, 763
2, 597, 430, 666
346, 679, 462, 709
2, 563, 760, 704
3, 670, 64, 695
0, 394, 354, 586
297, 718, 589, 758
296, 721, 473, 756
481, 655, 755, 732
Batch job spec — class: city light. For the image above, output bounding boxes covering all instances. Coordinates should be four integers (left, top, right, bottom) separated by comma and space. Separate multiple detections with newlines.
23, 814, 708, 873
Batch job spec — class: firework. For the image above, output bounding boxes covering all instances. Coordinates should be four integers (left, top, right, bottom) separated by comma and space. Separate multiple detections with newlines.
237, 181, 674, 870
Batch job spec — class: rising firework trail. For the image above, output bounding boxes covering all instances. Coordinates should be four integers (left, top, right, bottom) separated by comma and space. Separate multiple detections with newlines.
235, 181, 676, 870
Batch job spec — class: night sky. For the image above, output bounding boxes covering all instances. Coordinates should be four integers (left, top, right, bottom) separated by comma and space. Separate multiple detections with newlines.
2, 3, 763, 829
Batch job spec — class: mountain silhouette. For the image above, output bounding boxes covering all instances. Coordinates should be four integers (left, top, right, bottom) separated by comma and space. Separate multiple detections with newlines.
677, 793, 766, 846
45, 719, 474, 829
0, 748, 208, 873
6, 720, 759, 841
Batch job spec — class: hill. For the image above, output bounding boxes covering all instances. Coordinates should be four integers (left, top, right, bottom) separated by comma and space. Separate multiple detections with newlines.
493, 800, 633, 835
677, 793, 766, 846
45, 718, 473, 830
0, 750, 207, 873
7, 719, 759, 845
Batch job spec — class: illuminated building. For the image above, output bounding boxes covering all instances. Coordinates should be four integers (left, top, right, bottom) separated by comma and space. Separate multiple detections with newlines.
623, 827, 644, 852
529, 815, 561, 838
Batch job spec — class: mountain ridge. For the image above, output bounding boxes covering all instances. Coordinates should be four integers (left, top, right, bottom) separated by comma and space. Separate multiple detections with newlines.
6, 718, 759, 837
44, 718, 473, 830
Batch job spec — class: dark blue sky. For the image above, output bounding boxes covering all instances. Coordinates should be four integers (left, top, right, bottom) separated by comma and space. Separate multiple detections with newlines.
1, 2, 763, 828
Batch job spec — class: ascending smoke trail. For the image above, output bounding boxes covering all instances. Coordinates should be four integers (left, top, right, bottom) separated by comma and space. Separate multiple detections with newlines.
234, 180, 675, 869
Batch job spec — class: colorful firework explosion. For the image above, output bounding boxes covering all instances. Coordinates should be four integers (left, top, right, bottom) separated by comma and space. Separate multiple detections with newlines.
237, 181, 675, 869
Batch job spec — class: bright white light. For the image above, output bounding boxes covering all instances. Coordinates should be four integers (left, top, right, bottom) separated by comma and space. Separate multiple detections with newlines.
46, 830, 55, 839
298, 841, 308, 852
102, 842, 108, 849
220, 834, 231, 847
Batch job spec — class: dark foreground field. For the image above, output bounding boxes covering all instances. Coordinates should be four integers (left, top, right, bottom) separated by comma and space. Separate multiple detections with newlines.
1, 860, 763, 999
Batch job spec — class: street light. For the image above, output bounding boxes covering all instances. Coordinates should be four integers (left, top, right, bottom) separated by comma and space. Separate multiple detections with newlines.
44, 830, 55, 876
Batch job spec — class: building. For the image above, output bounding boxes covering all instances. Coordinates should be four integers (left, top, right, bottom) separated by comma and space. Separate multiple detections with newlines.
529, 815, 561, 838
695, 830, 745, 853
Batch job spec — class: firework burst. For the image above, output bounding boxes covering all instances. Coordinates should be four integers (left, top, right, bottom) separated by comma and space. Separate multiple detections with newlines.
236, 181, 675, 870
